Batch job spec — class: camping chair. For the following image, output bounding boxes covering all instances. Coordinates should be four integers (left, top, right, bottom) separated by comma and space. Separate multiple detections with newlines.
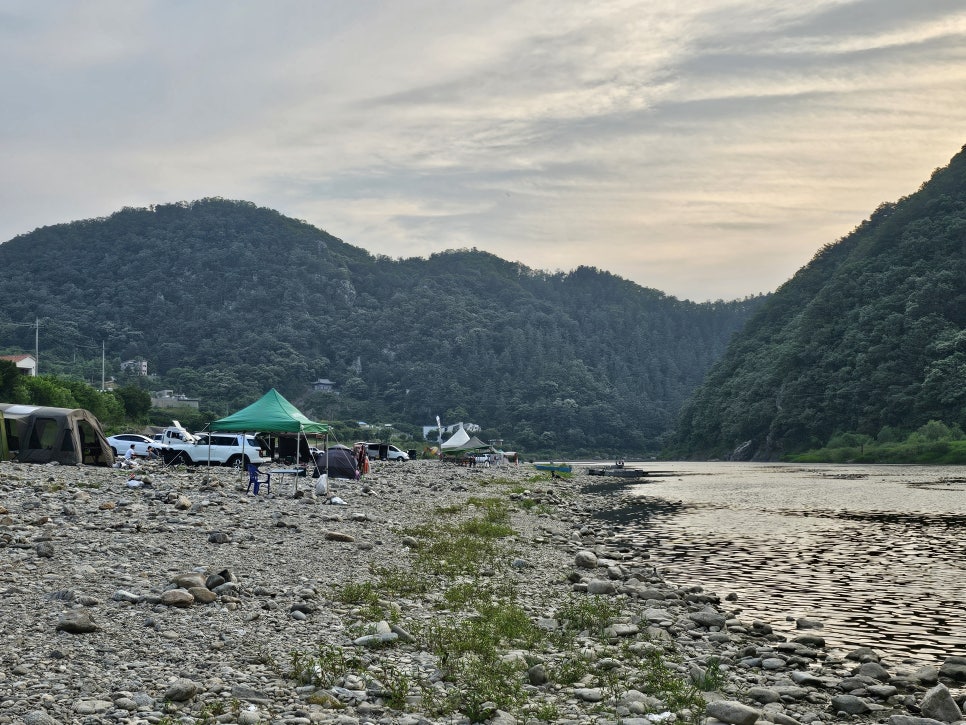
246, 463, 271, 495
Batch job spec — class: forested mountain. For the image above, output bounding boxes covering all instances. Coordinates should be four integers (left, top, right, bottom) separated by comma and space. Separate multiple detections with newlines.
0, 199, 762, 457
667, 145, 966, 460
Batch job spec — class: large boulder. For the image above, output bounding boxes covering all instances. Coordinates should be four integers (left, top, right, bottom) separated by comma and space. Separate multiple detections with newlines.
920, 683, 962, 723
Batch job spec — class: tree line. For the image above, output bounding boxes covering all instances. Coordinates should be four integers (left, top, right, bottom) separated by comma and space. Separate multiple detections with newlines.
0, 199, 763, 457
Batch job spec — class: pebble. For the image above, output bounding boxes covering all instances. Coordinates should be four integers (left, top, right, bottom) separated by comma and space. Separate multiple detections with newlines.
0, 458, 960, 725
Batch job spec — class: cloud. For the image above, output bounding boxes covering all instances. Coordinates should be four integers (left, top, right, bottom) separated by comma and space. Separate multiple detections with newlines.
1, 1, 965, 300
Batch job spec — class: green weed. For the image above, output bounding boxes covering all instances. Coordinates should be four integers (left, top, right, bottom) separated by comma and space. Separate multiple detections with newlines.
555, 595, 620, 637
692, 656, 725, 691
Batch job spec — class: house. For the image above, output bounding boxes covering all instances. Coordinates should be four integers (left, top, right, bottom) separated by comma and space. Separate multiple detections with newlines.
310, 378, 338, 393
151, 390, 200, 410
0, 354, 37, 376
422, 421, 482, 440
121, 359, 148, 376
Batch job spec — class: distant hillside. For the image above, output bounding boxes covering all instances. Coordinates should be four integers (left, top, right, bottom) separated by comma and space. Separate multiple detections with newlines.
666, 145, 966, 460
0, 198, 763, 457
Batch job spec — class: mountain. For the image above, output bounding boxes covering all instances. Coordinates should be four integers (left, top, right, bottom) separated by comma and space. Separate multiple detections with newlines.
666, 145, 966, 460
0, 198, 763, 457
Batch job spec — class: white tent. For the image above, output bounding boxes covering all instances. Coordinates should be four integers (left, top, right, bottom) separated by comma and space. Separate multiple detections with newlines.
441, 426, 490, 453
440, 426, 471, 450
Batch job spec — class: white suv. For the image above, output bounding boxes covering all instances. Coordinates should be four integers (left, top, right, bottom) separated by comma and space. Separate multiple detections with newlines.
174, 433, 270, 467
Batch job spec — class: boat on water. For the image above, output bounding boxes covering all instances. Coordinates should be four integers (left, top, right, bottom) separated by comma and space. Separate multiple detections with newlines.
586, 463, 676, 478
587, 466, 649, 478
534, 462, 573, 474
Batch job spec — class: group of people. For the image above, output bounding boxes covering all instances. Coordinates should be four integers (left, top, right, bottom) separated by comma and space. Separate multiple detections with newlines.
119, 443, 161, 468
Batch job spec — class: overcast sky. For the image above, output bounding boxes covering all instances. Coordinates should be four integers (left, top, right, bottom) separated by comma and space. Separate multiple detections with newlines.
2, 1, 965, 301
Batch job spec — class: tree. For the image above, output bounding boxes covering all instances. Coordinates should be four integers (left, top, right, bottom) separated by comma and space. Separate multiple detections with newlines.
113, 385, 152, 421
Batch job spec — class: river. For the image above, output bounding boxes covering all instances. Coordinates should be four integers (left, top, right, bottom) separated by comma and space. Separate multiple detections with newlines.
587, 461, 966, 667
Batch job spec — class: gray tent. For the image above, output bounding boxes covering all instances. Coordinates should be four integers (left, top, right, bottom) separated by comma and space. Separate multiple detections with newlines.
0, 403, 114, 466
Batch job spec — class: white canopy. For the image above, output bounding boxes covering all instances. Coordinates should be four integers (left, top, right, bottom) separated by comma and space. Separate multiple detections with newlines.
440, 426, 471, 450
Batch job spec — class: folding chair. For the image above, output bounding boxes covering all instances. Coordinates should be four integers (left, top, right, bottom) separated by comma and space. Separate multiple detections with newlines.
246, 463, 271, 495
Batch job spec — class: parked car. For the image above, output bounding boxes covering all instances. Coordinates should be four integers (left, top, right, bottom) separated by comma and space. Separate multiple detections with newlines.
365, 442, 409, 461
107, 433, 162, 457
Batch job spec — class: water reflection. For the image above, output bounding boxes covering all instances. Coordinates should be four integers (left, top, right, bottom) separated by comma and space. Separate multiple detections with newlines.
594, 462, 966, 666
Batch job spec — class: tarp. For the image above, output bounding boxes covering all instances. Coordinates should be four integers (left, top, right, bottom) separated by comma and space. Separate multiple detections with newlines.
0, 403, 114, 466
210, 389, 329, 434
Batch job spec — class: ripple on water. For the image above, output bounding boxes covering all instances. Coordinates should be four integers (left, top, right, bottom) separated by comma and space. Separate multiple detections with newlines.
603, 462, 966, 667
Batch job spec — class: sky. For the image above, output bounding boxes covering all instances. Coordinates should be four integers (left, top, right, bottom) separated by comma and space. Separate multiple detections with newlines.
2, 1, 966, 302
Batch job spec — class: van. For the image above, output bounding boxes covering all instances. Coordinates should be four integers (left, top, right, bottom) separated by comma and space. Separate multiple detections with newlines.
365, 442, 409, 461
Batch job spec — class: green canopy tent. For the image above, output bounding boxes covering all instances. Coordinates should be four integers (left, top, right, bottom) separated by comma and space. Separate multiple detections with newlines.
209, 389, 329, 483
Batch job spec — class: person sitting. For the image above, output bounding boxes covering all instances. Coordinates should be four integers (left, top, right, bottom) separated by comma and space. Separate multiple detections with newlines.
145, 445, 159, 460
125, 444, 136, 461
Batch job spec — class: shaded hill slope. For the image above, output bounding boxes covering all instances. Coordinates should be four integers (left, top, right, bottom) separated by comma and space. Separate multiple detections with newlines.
667, 145, 966, 460
0, 198, 763, 456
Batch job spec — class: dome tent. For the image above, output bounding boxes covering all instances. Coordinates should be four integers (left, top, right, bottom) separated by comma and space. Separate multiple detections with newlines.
0, 403, 114, 466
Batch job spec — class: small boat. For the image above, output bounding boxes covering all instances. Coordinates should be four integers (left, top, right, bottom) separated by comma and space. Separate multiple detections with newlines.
534, 462, 572, 474
587, 466, 649, 478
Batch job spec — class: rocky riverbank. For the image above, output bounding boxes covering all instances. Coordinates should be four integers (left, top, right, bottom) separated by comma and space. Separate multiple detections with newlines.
0, 459, 963, 725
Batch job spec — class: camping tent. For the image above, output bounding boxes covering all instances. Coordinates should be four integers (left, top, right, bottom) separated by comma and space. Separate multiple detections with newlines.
210, 389, 329, 435
441, 426, 489, 453
210, 389, 328, 473
312, 444, 358, 480
0, 403, 114, 466
440, 426, 471, 450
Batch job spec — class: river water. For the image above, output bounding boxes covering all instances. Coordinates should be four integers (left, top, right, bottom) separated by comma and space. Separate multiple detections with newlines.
586, 462, 966, 667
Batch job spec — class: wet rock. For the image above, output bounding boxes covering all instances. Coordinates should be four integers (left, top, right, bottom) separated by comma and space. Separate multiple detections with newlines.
846, 646, 881, 663
791, 633, 825, 648
920, 683, 962, 723
857, 660, 891, 682
690, 608, 727, 629
939, 656, 966, 683
831, 694, 871, 714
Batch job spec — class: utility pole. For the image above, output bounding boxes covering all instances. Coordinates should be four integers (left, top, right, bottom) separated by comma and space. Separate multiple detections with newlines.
35, 317, 39, 375
101, 341, 106, 391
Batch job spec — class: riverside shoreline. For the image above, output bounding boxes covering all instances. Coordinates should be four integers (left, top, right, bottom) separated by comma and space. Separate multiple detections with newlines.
0, 459, 963, 725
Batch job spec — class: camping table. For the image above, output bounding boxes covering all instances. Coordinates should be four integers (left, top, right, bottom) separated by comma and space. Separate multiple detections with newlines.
269, 468, 302, 494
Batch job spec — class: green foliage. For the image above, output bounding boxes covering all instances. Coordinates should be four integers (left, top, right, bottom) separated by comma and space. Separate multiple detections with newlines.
637, 649, 705, 712
113, 385, 152, 420
0, 360, 19, 400
0, 198, 761, 457
692, 657, 725, 691
555, 595, 621, 638
668, 145, 966, 460
789, 419, 966, 463
289, 644, 363, 688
